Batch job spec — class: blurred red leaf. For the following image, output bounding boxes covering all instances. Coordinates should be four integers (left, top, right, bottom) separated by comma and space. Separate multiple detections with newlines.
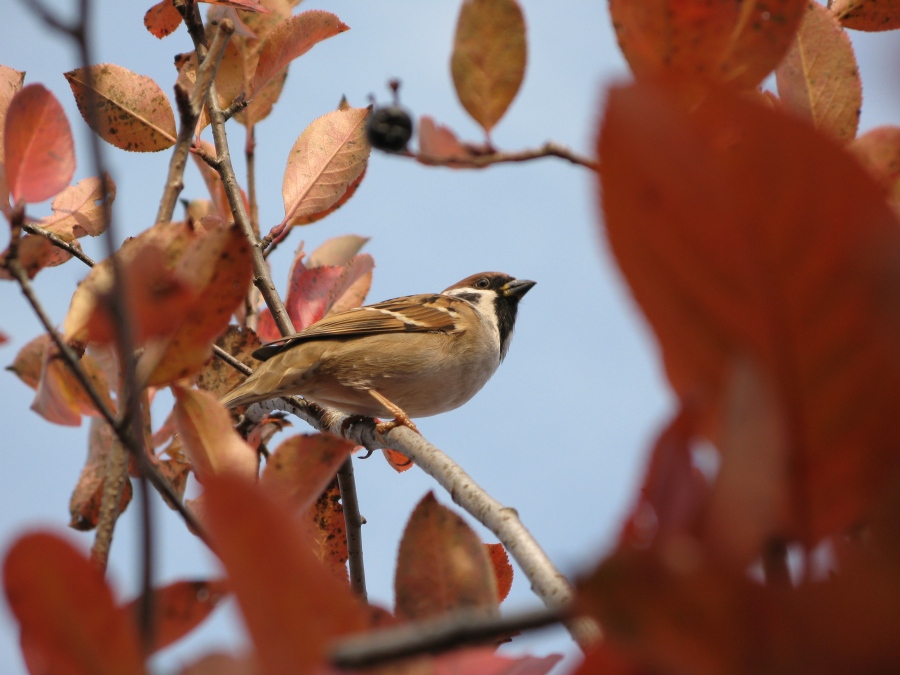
281, 107, 370, 227
0, 233, 53, 280
0, 65, 25, 212
850, 125, 900, 212
395, 492, 499, 621
4, 83, 75, 204
173, 385, 257, 481
144, 0, 183, 38
123, 579, 228, 653
598, 81, 900, 544
69, 418, 133, 530
65, 63, 176, 152
451, 0, 527, 134
418, 115, 473, 162
832, 0, 900, 31
202, 472, 367, 674
3, 532, 143, 675
484, 543, 513, 603
609, 0, 806, 90
251, 10, 349, 94
204, 0, 270, 12
179, 652, 259, 675
776, 1, 862, 142
430, 648, 562, 675
261, 433, 355, 508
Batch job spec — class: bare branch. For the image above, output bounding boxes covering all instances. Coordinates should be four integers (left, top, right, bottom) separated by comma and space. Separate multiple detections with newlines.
331, 607, 563, 669
22, 222, 97, 267
408, 141, 598, 172
89, 434, 130, 571
337, 458, 367, 600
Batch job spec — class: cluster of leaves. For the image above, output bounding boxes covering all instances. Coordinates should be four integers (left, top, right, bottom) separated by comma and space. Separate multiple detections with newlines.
573, 1, 900, 673
0, 0, 556, 672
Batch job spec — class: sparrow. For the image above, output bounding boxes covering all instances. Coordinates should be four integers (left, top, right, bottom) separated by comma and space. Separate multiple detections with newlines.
219, 272, 535, 433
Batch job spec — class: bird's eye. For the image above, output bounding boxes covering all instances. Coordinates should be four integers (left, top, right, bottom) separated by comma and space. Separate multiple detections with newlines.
475, 277, 490, 289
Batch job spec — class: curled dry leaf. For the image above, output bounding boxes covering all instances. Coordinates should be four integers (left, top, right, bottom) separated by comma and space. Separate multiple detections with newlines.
0, 65, 25, 212
261, 433, 355, 509
173, 385, 257, 482
196, 326, 263, 398
831, 0, 900, 31
201, 472, 367, 674
123, 579, 229, 653
144, 0, 183, 39
251, 10, 349, 95
3, 84, 75, 204
395, 492, 499, 621
65, 63, 177, 152
69, 418, 133, 531
281, 107, 370, 227
598, 81, 900, 543
609, 0, 807, 91
2, 532, 144, 675
41, 174, 115, 238
451, 0, 527, 134
776, 1, 862, 143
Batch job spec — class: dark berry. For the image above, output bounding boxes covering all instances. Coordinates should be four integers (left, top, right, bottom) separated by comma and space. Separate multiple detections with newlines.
366, 106, 413, 152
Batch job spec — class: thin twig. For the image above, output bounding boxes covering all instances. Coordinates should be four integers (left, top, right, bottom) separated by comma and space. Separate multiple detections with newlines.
337, 457, 367, 600
243, 397, 601, 650
22, 222, 96, 266
330, 607, 562, 669
156, 19, 234, 224
409, 142, 598, 172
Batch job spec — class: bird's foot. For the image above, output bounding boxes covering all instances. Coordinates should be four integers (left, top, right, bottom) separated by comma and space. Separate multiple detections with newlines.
375, 414, 419, 436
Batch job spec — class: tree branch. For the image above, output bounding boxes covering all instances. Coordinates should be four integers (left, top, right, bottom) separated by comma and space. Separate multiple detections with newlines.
408, 142, 598, 172
89, 433, 130, 571
337, 457, 367, 600
22, 222, 96, 266
330, 607, 563, 669
243, 397, 601, 649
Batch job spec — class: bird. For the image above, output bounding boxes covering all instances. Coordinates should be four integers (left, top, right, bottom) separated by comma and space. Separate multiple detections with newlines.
219, 272, 536, 434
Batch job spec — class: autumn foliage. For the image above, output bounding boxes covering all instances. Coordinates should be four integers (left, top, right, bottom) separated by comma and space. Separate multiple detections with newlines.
2, 0, 900, 673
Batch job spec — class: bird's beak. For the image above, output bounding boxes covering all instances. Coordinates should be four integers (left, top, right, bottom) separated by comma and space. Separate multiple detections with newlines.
502, 278, 536, 299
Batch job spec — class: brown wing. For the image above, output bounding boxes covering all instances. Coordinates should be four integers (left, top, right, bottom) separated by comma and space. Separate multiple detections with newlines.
252, 293, 463, 361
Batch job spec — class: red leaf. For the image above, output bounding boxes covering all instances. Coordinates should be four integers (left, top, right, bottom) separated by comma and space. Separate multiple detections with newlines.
431, 648, 563, 675
484, 543, 514, 602
598, 81, 900, 543
395, 492, 499, 621
418, 115, 473, 162
832, 0, 900, 31
251, 11, 349, 95
41, 174, 116, 238
261, 433, 355, 509
381, 447, 414, 473
123, 579, 228, 652
4, 84, 75, 204
202, 472, 367, 674
144, 0, 183, 38
3, 532, 143, 675
0, 64, 25, 213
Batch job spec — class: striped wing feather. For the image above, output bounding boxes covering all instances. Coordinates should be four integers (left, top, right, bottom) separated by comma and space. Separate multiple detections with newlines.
252, 294, 461, 361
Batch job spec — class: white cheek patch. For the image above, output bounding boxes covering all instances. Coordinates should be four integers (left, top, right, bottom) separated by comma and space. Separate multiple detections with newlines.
443, 288, 501, 345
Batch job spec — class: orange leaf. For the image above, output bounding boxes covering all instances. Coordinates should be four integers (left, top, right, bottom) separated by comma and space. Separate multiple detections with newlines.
484, 543, 513, 602
261, 433, 355, 509
202, 472, 367, 674
251, 10, 349, 95
237, 69, 287, 128
69, 419, 133, 530
2, 532, 143, 675
0, 64, 25, 213
598, 81, 900, 543
144, 0, 183, 38
381, 447, 414, 472
281, 107, 370, 227
832, 0, 900, 31
196, 326, 263, 399
29, 336, 116, 426
395, 492, 499, 621
301, 479, 349, 581
775, 1, 862, 143
143, 220, 253, 385
285, 164, 366, 227
173, 385, 257, 481
123, 579, 228, 652
609, 0, 806, 91
65, 63, 177, 152
4, 84, 75, 203
451, 0, 527, 134
41, 174, 115, 238
0, 233, 53, 280
850, 125, 900, 211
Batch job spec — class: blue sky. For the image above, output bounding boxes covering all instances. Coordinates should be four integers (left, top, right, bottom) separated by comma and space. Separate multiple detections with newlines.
0, 1, 897, 672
